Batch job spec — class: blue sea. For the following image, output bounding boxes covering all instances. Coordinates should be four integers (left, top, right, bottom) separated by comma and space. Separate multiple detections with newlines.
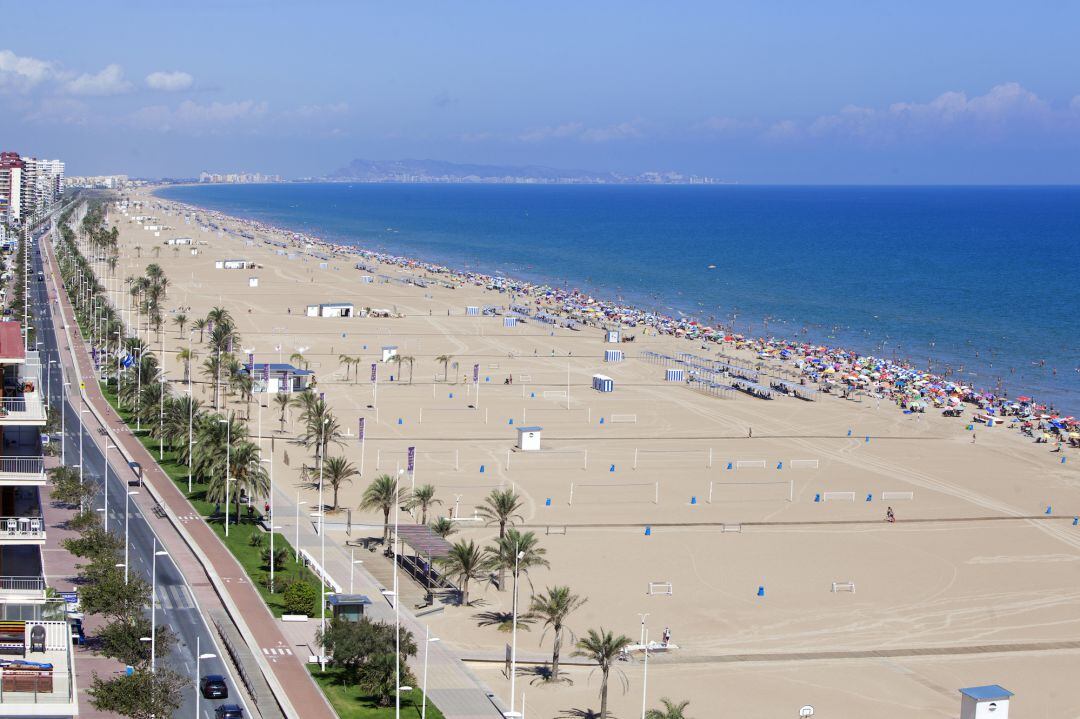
156, 183, 1080, 413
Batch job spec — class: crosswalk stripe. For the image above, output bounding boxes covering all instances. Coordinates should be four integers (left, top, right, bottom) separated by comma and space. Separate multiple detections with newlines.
157, 586, 172, 611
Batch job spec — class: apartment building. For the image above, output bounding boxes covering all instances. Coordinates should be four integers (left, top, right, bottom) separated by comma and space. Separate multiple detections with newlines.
0, 154, 65, 226
0, 154, 24, 225
0, 323, 77, 717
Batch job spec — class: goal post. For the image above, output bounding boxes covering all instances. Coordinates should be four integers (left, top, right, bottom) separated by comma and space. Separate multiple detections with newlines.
823, 491, 856, 502
647, 581, 673, 596
789, 459, 820, 469
881, 491, 914, 500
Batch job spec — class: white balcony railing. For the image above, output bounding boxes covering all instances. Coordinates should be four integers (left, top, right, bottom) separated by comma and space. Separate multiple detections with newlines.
0, 457, 45, 477
0, 576, 45, 593
0, 517, 44, 540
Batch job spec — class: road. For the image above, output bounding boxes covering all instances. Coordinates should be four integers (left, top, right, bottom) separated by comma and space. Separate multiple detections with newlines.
30, 218, 253, 719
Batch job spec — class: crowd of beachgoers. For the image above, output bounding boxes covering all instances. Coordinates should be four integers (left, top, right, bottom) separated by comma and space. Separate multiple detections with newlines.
148, 196, 1080, 447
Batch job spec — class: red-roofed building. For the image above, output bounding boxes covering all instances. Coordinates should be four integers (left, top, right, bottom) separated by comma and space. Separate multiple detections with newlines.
0, 323, 25, 364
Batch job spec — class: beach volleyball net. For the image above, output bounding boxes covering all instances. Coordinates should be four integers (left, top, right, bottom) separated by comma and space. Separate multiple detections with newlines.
633, 448, 712, 470
708, 480, 793, 503
569, 481, 658, 506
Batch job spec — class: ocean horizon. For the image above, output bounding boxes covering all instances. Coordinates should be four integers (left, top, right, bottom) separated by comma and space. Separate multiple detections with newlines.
155, 182, 1079, 413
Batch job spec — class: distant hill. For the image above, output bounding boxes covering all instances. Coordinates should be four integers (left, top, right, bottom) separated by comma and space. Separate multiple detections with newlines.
326, 158, 619, 183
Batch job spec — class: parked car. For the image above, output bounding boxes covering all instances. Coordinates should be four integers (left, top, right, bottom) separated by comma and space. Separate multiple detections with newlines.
214, 704, 244, 719
200, 675, 229, 699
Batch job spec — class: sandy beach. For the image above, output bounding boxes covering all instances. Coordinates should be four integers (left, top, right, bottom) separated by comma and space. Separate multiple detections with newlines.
101, 187, 1079, 717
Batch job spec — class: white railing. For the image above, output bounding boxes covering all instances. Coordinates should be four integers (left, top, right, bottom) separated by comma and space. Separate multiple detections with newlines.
0, 457, 45, 476
0, 517, 45, 539
0, 576, 45, 593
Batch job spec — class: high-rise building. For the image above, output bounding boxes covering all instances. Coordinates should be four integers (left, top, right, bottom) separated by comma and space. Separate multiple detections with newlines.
0, 152, 25, 224
0, 323, 77, 715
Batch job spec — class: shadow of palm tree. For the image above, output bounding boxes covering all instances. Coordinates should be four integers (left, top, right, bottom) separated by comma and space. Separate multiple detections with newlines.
523, 663, 574, 685
473, 610, 535, 633
557, 708, 603, 719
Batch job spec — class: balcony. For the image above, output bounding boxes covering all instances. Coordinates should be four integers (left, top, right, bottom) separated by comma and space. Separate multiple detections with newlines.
0, 355, 45, 427
0, 547, 44, 603
0, 519, 44, 545
0, 621, 77, 716
0, 458, 45, 487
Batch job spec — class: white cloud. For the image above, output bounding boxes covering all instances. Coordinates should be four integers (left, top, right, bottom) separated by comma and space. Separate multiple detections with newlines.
0, 49, 54, 92
21, 97, 91, 125
129, 99, 269, 133
518, 120, 643, 143
64, 64, 132, 96
283, 102, 349, 119
145, 71, 194, 92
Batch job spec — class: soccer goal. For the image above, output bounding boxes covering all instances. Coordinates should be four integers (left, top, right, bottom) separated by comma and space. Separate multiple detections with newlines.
734, 459, 768, 469
568, 481, 658, 506
708, 480, 793, 503
789, 459, 820, 469
881, 491, 915, 500
647, 581, 673, 596
831, 581, 856, 593
823, 491, 856, 502
609, 414, 638, 423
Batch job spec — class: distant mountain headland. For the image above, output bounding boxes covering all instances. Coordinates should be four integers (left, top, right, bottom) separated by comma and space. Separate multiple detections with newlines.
323, 158, 728, 185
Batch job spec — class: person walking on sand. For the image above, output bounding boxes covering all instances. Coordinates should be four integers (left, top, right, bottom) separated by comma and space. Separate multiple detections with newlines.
748, 427, 753, 439
886, 507, 895, 523
971, 432, 976, 444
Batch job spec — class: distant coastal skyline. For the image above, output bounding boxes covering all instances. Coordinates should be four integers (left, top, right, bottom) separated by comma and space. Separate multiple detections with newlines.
2, 2, 1079, 183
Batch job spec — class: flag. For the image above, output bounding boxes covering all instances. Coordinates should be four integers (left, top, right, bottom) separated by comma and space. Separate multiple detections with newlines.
473, 363, 479, 383
407, 446, 415, 472
370, 363, 377, 383
358, 417, 365, 441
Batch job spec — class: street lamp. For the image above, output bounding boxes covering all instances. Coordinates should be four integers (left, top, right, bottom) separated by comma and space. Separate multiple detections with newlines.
78, 408, 90, 488
349, 551, 363, 594
318, 417, 329, 671
61, 382, 71, 464
151, 542, 169, 673
218, 417, 232, 536
508, 549, 525, 718
158, 373, 167, 459
105, 442, 118, 532
186, 383, 194, 492
640, 629, 649, 719
194, 636, 216, 719
422, 629, 440, 719
294, 496, 307, 563
260, 457, 276, 591
124, 490, 139, 583
393, 466, 405, 719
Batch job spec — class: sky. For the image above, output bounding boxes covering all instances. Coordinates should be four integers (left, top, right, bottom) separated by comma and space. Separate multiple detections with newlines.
1, 1, 1078, 183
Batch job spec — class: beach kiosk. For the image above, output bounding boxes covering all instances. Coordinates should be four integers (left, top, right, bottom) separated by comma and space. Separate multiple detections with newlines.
516, 426, 542, 451
605, 329, 621, 343
604, 349, 624, 363
327, 594, 373, 622
215, 258, 250, 270
959, 686, 1012, 719
381, 345, 398, 362
306, 302, 354, 318
592, 374, 615, 392
241, 363, 313, 394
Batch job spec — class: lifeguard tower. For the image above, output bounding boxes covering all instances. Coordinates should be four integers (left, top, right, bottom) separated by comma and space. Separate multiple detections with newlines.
515, 426, 542, 451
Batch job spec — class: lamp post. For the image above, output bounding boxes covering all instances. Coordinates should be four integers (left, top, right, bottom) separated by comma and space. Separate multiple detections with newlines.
349, 551, 363, 594
318, 417, 328, 671
640, 629, 649, 719
124, 490, 139, 583
194, 637, 216, 719
218, 417, 232, 536
135, 347, 143, 431
508, 549, 525, 718
394, 467, 405, 718
187, 383, 194, 492
422, 628, 440, 719
158, 372, 167, 459
294, 495, 307, 563
151, 542, 169, 673
79, 408, 90, 488
61, 382, 70, 464
261, 457, 276, 591
104, 442, 117, 531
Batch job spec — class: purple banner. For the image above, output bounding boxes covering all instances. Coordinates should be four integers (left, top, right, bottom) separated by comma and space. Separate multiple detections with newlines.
262, 363, 270, 383
407, 446, 415, 472
358, 417, 365, 441
472, 363, 479, 383
370, 363, 377, 383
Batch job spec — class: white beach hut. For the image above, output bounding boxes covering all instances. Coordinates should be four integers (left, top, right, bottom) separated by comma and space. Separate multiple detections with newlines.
381, 345, 399, 362
248, 277, 259, 288
605, 330, 621, 343
959, 685, 1012, 719
215, 259, 250, 270
604, 349, 624, 363
592, 374, 615, 393
515, 426, 542, 452
307, 302, 354, 318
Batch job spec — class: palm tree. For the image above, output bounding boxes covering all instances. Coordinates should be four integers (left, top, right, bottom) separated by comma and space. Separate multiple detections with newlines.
573, 628, 633, 719
437, 540, 485, 605
645, 699, 693, 719
296, 396, 344, 467
322, 456, 358, 511
398, 355, 415, 384
359, 474, 409, 543
205, 306, 235, 333
173, 313, 188, 337
393, 354, 405, 382
273, 393, 291, 432
477, 488, 524, 589
435, 354, 453, 382
200, 355, 223, 406
430, 517, 456, 539
529, 586, 587, 681
290, 351, 309, 370
484, 529, 549, 592
407, 484, 441, 524
192, 317, 207, 343
338, 354, 355, 381
177, 347, 197, 384
206, 440, 268, 524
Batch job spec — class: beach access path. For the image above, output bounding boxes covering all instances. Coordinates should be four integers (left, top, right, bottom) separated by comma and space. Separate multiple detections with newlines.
40, 224, 334, 719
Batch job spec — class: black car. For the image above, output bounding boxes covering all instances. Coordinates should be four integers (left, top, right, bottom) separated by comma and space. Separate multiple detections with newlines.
200, 674, 229, 699
214, 705, 244, 719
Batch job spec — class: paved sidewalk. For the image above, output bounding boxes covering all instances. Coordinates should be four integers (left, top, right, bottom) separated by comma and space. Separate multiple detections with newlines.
42, 229, 334, 719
